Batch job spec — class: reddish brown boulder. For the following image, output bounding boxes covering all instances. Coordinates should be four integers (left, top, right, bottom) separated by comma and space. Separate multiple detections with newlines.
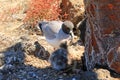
84, 0, 120, 74
60, 0, 85, 25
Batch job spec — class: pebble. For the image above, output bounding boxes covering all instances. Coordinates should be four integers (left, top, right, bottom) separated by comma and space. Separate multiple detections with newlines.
43, 74, 47, 77
72, 77, 76, 80
0, 72, 3, 80
63, 73, 67, 76
59, 76, 63, 79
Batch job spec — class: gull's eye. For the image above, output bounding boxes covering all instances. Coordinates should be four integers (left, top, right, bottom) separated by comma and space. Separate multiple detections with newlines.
62, 24, 70, 34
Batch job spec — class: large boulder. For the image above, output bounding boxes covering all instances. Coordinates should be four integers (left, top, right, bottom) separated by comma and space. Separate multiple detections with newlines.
84, 0, 120, 74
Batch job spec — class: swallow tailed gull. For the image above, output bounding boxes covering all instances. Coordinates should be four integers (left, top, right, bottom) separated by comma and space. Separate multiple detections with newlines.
38, 20, 74, 48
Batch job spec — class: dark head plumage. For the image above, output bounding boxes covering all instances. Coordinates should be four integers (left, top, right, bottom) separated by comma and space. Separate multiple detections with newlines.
62, 21, 74, 34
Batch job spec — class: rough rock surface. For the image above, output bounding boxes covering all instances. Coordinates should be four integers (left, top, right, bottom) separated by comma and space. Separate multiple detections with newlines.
60, 0, 85, 26
84, 0, 120, 74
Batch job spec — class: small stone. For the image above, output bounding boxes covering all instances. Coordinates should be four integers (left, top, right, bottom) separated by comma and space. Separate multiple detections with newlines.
43, 74, 47, 77
59, 76, 63, 79
72, 77, 76, 80
12, 14, 26, 21
95, 69, 112, 80
63, 73, 67, 76
0, 53, 5, 67
20, 36, 29, 41
0, 72, 3, 80
23, 79, 27, 80
28, 72, 36, 78
58, 79, 64, 80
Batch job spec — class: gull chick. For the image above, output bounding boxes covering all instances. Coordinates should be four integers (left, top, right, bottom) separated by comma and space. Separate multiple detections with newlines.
49, 43, 71, 71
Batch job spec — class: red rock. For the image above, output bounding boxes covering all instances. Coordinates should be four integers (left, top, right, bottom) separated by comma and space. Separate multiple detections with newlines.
84, 0, 120, 74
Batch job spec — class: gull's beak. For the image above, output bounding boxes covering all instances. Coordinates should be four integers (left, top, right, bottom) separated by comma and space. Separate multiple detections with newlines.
69, 30, 74, 45
69, 30, 74, 39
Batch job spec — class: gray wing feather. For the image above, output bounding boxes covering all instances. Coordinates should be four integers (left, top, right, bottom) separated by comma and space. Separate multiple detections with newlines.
47, 21, 63, 33
42, 21, 63, 40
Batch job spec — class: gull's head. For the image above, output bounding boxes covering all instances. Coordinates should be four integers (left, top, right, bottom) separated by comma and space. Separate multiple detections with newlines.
62, 21, 74, 38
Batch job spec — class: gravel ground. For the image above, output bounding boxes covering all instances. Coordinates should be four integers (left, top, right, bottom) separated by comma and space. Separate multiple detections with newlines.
0, 24, 120, 80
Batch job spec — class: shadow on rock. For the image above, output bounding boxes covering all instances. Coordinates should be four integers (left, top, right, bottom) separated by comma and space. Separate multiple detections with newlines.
34, 41, 50, 60
0, 41, 114, 80
0, 42, 25, 79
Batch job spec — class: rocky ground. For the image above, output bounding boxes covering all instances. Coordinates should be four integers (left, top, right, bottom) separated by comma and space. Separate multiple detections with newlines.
0, 0, 120, 80
0, 20, 85, 80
